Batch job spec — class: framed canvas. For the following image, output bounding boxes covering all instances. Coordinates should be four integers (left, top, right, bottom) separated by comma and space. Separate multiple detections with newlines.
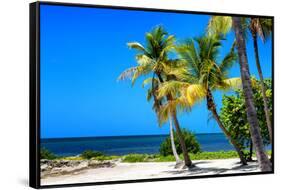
29, 1, 274, 188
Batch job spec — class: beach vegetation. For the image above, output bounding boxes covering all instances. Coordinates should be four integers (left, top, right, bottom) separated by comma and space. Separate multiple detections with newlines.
94, 155, 120, 161
120, 150, 271, 163
122, 154, 158, 162
40, 150, 272, 162
81, 150, 104, 159
220, 78, 272, 161
41, 148, 57, 160
59, 156, 84, 161
159, 129, 201, 156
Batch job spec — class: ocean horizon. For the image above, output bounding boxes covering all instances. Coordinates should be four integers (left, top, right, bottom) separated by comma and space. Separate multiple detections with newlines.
41, 133, 241, 156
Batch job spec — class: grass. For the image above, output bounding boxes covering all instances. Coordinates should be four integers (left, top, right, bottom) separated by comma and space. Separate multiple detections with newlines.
122, 154, 159, 162
120, 151, 240, 163
190, 151, 239, 160
94, 155, 120, 161
120, 150, 272, 163
44, 150, 272, 163
58, 156, 84, 161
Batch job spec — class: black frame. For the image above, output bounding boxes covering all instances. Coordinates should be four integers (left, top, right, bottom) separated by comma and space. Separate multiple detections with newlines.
29, 1, 274, 189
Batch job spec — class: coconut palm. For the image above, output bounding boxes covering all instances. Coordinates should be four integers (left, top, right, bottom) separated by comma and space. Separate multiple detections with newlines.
146, 78, 182, 166
207, 16, 273, 145
118, 26, 192, 167
249, 18, 273, 144
158, 34, 247, 165
232, 17, 271, 171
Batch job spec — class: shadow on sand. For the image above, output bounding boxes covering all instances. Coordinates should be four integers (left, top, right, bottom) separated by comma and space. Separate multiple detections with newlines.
162, 162, 258, 176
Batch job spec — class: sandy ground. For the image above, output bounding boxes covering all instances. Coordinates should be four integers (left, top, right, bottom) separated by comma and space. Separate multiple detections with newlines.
41, 158, 259, 185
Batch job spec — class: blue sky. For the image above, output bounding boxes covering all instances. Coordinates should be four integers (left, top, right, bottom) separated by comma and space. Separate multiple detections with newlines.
40, 4, 272, 138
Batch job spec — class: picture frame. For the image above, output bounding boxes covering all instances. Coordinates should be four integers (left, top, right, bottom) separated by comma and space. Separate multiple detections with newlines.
30, 1, 274, 188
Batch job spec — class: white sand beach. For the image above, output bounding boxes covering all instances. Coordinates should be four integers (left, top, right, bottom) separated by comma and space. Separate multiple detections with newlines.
41, 158, 260, 185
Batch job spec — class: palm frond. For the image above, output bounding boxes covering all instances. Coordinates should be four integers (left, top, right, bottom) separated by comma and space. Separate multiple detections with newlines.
180, 84, 206, 106
259, 18, 273, 43
219, 41, 238, 74
142, 77, 160, 88
157, 81, 189, 99
142, 78, 153, 88
215, 77, 242, 90
131, 64, 153, 85
135, 54, 153, 66
158, 103, 171, 125
207, 16, 232, 36
176, 39, 200, 77
146, 88, 153, 101
117, 67, 138, 81
127, 42, 146, 52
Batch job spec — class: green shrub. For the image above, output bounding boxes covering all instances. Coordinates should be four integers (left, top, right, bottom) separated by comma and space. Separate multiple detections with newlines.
220, 78, 272, 160
159, 129, 201, 156
81, 150, 104, 159
40, 148, 57, 160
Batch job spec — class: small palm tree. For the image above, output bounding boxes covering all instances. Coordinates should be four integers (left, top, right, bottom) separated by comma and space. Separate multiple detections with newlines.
158, 34, 247, 165
118, 26, 192, 167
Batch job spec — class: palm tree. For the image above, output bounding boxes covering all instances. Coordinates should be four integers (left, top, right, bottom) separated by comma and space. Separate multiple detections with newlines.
147, 78, 182, 166
160, 34, 247, 165
208, 16, 273, 145
232, 17, 271, 171
249, 18, 273, 144
118, 26, 192, 167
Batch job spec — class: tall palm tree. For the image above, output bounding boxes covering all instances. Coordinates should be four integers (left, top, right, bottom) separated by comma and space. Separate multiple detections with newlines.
118, 26, 192, 167
159, 34, 247, 165
232, 17, 271, 171
249, 18, 273, 144
208, 16, 273, 145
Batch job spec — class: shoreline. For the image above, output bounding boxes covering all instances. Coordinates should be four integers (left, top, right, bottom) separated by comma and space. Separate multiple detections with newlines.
41, 132, 225, 140
41, 158, 260, 185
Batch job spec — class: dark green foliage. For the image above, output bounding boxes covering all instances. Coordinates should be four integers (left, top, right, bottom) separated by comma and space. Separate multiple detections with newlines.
220, 78, 272, 156
159, 129, 201, 156
81, 150, 104, 159
40, 148, 57, 160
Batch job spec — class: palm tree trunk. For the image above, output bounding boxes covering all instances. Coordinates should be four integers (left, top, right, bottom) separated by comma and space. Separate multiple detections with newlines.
169, 116, 181, 164
249, 140, 253, 161
206, 89, 247, 165
252, 34, 273, 144
156, 73, 192, 168
170, 109, 192, 167
232, 17, 272, 172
